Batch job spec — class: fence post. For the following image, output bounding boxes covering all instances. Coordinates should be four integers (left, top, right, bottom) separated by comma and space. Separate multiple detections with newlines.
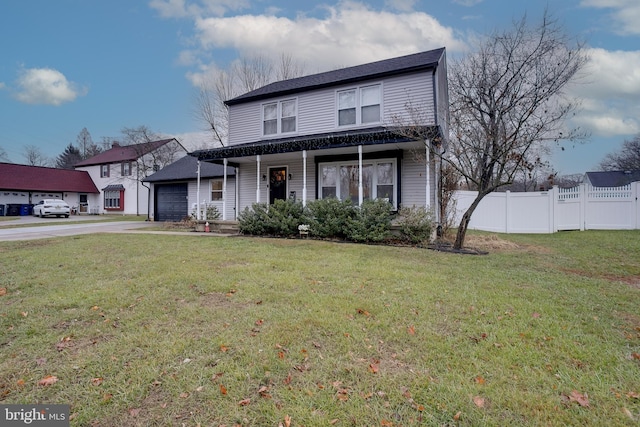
505, 190, 510, 233
580, 183, 586, 231
633, 182, 639, 229
550, 186, 557, 233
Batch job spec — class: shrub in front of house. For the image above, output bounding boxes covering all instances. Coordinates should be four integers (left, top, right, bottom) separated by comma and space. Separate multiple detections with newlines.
190, 204, 221, 221
238, 203, 270, 235
238, 199, 305, 237
305, 197, 355, 239
395, 205, 434, 244
344, 199, 393, 243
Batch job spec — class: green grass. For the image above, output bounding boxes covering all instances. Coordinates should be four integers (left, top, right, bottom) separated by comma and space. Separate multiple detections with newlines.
1, 231, 639, 426
0, 214, 148, 229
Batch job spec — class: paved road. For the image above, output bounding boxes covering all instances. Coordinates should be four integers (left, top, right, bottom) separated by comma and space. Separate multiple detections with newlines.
0, 216, 156, 241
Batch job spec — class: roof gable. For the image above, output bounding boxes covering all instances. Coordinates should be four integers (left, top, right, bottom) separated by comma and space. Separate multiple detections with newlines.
0, 163, 100, 193
585, 170, 640, 187
225, 48, 446, 106
74, 138, 179, 167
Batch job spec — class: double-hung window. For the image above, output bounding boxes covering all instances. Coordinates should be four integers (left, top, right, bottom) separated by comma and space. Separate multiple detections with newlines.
100, 164, 110, 178
319, 159, 396, 208
210, 179, 223, 201
121, 162, 131, 176
263, 99, 297, 136
337, 84, 381, 127
104, 191, 122, 210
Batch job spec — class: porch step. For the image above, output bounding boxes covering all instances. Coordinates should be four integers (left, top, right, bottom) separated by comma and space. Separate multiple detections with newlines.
211, 220, 240, 234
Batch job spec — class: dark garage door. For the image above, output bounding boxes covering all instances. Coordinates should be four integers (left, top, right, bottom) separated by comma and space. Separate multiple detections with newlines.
155, 184, 188, 222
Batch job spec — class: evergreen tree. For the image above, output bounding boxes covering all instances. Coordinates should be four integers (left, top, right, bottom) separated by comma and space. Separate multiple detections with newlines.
56, 143, 83, 169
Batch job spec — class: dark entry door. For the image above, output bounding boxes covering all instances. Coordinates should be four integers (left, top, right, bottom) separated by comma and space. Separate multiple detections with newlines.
155, 183, 188, 221
269, 167, 287, 204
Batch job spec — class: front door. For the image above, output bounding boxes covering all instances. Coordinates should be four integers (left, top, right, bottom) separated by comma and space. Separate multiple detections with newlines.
269, 167, 288, 204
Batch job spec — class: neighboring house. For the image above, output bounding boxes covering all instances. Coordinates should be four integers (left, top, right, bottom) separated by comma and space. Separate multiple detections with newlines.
75, 139, 186, 216
0, 162, 99, 215
190, 48, 449, 220
143, 155, 236, 221
585, 170, 640, 188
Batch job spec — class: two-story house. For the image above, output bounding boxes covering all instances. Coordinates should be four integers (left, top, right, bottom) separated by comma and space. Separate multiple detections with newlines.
75, 138, 186, 216
190, 48, 448, 220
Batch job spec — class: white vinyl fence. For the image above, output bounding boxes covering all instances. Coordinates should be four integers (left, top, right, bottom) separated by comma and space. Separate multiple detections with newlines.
452, 182, 639, 233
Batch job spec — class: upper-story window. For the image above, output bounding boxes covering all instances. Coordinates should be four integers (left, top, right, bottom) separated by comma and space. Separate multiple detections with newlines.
263, 99, 297, 136
337, 84, 381, 127
100, 164, 110, 178
121, 162, 132, 176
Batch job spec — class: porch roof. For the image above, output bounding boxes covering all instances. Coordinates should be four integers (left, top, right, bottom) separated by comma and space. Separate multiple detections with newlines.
190, 126, 441, 163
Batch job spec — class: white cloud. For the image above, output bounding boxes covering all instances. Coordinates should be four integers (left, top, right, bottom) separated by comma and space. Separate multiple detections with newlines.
192, 1, 465, 72
14, 68, 87, 106
567, 48, 640, 136
580, 0, 640, 35
0, 82, 6, 90
384, 0, 417, 12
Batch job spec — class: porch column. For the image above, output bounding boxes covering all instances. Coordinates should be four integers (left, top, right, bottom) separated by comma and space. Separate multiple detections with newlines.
425, 141, 431, 211
256, 155, 261, 203
222, 158, 228, 220
358, 145, 363, 206
302, 150, 308, 207
196, 160, 201, 220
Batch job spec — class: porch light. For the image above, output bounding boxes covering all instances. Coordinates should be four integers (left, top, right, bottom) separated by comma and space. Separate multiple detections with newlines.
262, 174, 267, 181
288, 173, 292, 180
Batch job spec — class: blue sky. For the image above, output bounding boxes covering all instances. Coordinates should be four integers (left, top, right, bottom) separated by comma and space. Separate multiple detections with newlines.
1, 0, 639, 175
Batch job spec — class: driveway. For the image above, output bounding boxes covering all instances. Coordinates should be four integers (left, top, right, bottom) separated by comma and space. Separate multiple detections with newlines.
0, 216, 156, 241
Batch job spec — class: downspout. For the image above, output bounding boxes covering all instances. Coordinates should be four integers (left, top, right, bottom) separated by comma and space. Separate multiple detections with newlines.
141, 181, 151, 221
196, 160, 201, 220
302, 150, 307, 207
358, 145, 363, 206
222, 158, 228, 220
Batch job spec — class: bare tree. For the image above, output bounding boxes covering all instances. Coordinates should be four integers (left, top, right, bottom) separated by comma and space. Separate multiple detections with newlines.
444, 11, 588, 249
0, 146, 9, 162
599, 134, 640, 171
22, 145, 52, 167
75, 127, 102, 159
120, 125, 184, 179
194, 53, 306, 147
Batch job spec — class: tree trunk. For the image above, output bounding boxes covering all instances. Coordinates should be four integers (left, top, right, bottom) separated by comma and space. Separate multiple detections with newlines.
453, 192, 488, 250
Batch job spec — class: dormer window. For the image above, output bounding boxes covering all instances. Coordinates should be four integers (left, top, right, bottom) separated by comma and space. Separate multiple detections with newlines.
263, 99, 297, 136
337, 84, 381, 127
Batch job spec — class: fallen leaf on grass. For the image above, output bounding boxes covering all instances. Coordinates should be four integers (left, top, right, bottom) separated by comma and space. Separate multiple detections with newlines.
381, 420, 393, 426
0, 287, 7, 296
129, 408, 140, 417
91, 377, 103, 386
407, 325, 416, 335
255, 319, 264, 326
356, 308, 370, 316
38, 375, 58, 386
330, 419, 339, 425
623, 407, 634, 421
283, 414, 291, 427
20, 312, 28, 317
453, 411, 462, 421
532, 312, 541, 318
180, 392, 190, 398
631, 352, 640, 360
369, 361, 379, 374
16, 379, 25, 387
238, 398, 251, 406
219, 384, 227, 395
627, 391, 639, 399
475, 376, 486, 385
473, 396, 486, 408
567, 390, 590, 407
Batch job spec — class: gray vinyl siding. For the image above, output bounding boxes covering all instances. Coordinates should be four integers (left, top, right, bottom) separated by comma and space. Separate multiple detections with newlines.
188, 178, 236, 220
400, 154, 437, 209
227, 72, 436, 146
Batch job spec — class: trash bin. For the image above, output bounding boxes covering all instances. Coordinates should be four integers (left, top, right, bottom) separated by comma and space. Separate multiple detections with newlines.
6, 204, 21, 216
0, 204, 4, 216
20, 204, 30, 216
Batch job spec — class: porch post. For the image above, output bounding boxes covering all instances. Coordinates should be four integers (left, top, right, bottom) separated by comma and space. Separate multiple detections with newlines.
358, 145, 363, 206
196, 160, 201, 220
256, 155, 261, 203
425, 141, 431, 211
302, 150, 308, 207
222, 158, 228, 220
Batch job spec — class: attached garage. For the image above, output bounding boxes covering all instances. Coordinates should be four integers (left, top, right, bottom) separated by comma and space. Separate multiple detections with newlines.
154, 183, 188, 222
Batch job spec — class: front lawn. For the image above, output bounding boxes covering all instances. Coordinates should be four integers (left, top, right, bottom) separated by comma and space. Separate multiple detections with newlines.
0, 231, 638, 426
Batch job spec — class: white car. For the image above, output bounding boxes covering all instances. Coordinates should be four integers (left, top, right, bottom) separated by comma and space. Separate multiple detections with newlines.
32, 199, 71, 218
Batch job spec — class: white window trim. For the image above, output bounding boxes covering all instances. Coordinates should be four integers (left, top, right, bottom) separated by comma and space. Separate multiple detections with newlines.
262, 98, 298, 137
318, 158, 397, 209
210, 179, 223, 201
336, 83, 383, 128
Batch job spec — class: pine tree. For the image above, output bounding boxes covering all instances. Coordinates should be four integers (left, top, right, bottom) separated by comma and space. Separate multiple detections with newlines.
56, 143, 83, 169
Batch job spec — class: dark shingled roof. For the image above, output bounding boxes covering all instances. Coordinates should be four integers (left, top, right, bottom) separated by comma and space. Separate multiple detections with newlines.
225, 47, 446, 106
0, 162, 100, 193
75, 138, 179, 167
143, 155, 235, 182
586, 170, 640, 187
